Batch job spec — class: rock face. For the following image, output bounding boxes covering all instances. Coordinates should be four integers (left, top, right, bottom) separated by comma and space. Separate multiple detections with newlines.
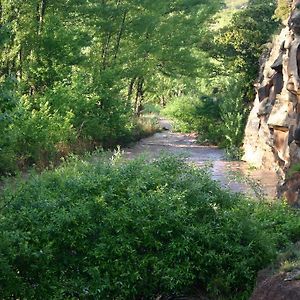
250, 271, 300, 300
280, 171, 300, 207
243, 1, 300, 205
250, 241, 300, 300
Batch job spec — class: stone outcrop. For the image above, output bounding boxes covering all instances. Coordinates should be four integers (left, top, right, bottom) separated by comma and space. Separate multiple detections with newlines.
250, 241, 300, 300
243, 0, 300, 205
250, 271, 300, 300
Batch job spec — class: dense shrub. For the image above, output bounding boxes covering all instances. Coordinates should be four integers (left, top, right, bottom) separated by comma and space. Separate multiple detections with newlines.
0, 77, 19, 173
162, 96, 199, 132
0, 70, 158, 174
0, 154, 299, 299
274, 0, 290, 22
0, 114, 18, 174
42, 70, 159, 148
13, 98, 76, 166
42, 71, 133, 147
162, 96, 223, 144
162, 80, 248, 158
219, 79, 248, 158
0, 97, 76, 173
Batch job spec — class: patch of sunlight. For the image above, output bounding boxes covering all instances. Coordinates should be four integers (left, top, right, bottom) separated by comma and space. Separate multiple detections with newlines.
211, 0, 248, 30
225, 0, 248, 10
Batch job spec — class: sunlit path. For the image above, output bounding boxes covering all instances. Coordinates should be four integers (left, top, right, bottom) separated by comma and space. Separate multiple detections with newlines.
124, 119, 278, 199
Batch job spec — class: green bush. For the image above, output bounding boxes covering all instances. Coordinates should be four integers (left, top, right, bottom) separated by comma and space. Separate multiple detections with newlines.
43, 70, 135, 147
162, 96, 223, 144
0, 70, 159, 174
131, 115, 160, 140
219, 79, 248, 158
141, 103, 161, 115
0, 77, 19, 173
274, 0, 290, 22
0, 154, 299, 299
0, 97, 76, 173
0, 117, 18, 174
13, 97, 75, 167
162, 96, 199, 132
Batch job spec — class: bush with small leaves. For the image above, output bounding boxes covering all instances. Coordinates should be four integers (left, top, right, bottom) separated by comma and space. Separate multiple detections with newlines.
0, 154, 299, 299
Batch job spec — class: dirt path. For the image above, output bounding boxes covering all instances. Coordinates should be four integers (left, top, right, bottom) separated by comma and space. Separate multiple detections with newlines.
124, 119, 278, 199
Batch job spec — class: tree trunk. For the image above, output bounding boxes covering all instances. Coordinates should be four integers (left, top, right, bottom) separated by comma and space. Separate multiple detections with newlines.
128, 77, 136, 102
135, 77, 144, 116
101, 32, 112, 69
114, 10, 127, 60
0, 0, 2, 26
37, 0, 47, 35
18, 47, 23, 80
101, 0, 122, 69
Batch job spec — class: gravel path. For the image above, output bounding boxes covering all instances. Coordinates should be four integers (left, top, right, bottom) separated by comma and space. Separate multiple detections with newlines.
123, 119, 278, 199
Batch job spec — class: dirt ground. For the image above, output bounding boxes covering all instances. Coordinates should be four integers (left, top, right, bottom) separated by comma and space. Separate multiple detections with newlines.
123, 119, 278, 199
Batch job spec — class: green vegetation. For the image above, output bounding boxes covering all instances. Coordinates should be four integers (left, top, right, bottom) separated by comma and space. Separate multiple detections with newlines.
163, 0, 279, 158
278, 242, 300, 273
0, 154, 299, 299
1, 2, 298, 299
0, 0, 222, 174
275, 0, 291, 21
215, 0, 279, 88
213, 0, 248, 28
0, 0, 281, 165
225, 0, 248, 9
162, 95, 222, 145
287, 162, 300, 178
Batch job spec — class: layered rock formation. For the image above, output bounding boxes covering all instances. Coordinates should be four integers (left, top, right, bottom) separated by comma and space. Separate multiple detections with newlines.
243, 0, 300, 206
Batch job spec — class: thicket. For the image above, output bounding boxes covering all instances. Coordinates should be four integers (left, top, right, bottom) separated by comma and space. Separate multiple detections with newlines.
0, 154, 299, 299
162, 95, 222, 145
0, 0, 222, 174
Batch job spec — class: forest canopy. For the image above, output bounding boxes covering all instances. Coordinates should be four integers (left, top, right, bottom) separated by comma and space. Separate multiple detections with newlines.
0, 0, 222, 173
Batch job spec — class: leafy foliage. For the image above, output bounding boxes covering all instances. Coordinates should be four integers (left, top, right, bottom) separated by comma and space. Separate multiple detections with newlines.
0, 0, 223, 174
213, 0, 279, 86
0, 154, 299, 299
162, 96, 202, 133
162, 95, 223, 144
0, 0, 281, 168
162, 79, 248, 153
0, 3, 298, 300
219, 79, 248, 158
164, 0, 279, 152
274, 0, 291, 21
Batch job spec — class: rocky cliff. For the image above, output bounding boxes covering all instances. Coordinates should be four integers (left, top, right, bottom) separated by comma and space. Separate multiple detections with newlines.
243, 0, 300, 206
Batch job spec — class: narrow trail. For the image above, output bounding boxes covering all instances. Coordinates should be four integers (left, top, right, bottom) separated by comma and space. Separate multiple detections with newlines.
124, 119, 279, 199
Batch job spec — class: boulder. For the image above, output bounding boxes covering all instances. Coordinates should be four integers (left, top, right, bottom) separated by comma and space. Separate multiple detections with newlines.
267, 95, 290, 129
250, 272, 300, 300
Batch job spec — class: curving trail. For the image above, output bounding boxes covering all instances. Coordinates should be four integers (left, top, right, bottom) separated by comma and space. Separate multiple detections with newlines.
124, 119, 278, 199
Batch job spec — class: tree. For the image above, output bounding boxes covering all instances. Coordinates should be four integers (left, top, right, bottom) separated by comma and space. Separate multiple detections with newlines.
0, 0, 225, 173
